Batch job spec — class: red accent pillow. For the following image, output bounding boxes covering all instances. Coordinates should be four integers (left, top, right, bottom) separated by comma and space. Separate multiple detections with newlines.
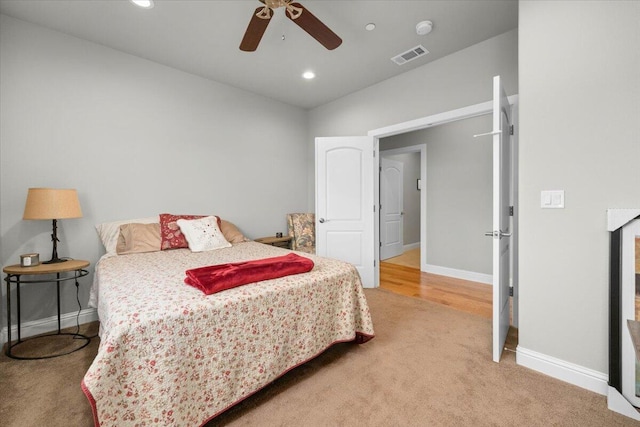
160, 214, 221, 250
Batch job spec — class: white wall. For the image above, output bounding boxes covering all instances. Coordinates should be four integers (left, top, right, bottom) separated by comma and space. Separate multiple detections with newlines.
0, 15, 308, 327
518, 0, 640, 374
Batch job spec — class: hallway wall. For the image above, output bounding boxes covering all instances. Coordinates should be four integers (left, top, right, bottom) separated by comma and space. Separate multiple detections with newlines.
382, 114, 493, 276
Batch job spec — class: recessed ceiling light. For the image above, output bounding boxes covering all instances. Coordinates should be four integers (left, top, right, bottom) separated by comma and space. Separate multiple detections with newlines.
365, 23, 376, 31
302, 71, 316, 80
130, 0, 154, 9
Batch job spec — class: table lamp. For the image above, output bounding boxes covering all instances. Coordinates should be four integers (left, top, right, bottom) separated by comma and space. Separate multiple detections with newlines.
23, 188, 83, 264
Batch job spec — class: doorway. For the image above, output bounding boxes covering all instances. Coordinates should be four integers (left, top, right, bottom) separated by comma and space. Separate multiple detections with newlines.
380, 150, 422, 262
315, 85, 519, 362
369, 93, 519, 334
379, 114, 494, 286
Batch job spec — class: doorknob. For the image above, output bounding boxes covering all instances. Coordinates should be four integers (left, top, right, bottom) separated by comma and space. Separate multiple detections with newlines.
319, 218, 327, 223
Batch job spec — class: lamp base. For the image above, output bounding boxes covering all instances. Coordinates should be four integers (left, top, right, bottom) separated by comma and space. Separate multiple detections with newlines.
44, 219, 67, 264
42, 258, 68, 264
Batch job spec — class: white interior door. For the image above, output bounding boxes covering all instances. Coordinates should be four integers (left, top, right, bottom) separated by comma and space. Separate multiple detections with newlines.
380, 157, 404, 260
316, 136, 375, 287
491, 75, 512, 363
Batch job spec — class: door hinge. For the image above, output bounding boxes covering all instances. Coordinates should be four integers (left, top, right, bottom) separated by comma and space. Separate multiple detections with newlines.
509, 287, 513, 297
373, 150, 376, 157
379, 165, 382, 172
373, 204, 376, 212
379, 241, 382, 247
374, 260, 376, 267
509, 206, 514, 216
510, 125, 514, 135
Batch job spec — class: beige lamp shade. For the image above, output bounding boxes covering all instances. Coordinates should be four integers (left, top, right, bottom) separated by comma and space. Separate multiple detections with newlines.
23, 188, 83, 220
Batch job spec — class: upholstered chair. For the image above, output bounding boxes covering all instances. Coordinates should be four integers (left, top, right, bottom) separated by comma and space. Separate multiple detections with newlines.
286, 213, 316, 254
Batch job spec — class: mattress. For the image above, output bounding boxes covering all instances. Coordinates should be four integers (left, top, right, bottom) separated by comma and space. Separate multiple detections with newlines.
82, 241, 374, 426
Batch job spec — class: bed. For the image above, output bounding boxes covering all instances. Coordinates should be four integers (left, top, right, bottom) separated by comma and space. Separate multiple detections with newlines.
81, 215, 374, 426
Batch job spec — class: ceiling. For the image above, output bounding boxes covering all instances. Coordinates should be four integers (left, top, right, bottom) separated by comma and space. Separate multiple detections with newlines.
0, 0, 518, 109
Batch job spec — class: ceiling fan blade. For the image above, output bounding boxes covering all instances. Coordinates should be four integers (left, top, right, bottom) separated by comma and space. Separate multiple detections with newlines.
285, 2, 342, 50
240, 6, 273, 52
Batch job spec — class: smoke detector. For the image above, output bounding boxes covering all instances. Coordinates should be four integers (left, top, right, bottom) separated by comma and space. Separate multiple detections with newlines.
416, 20, 433, 36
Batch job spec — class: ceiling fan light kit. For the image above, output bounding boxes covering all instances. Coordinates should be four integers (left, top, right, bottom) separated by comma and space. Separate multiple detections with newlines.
240, 0, 342, 52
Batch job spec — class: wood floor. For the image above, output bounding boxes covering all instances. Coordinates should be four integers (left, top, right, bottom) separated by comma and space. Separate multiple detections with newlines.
380, 249, 519, 352
380, 261, 493, 319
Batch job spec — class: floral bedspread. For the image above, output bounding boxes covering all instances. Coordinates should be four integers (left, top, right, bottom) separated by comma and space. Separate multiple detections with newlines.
82, 242, 374, 426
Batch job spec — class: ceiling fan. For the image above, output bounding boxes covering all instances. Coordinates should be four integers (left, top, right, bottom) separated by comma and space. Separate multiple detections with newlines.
239, 0, 342, 52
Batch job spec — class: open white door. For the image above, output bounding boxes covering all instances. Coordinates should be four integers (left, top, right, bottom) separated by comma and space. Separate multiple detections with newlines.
491, 75, 512, 362
316, 136, 376, 287
380, 157, 404, 260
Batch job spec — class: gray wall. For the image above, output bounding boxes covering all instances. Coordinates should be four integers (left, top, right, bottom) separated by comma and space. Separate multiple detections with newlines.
381, 152, 420, 247
518, 1, 640, 373
0, 15, 308, 328
307, 28, 518, 209
308, 29, 516, 277
382, 115, 493, 275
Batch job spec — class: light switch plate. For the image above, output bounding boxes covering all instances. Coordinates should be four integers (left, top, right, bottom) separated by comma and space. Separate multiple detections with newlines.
541, 190, 564, 209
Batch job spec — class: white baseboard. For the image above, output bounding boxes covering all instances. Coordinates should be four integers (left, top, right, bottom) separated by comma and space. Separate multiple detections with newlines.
0, 308, 98, 346
516, 346, 640, 420
424, 264, 492, 285
516, 345, 609, 396
403, 242, 420, 252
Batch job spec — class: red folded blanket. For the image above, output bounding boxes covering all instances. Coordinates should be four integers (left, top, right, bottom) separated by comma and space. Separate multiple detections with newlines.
184, 253, 315, 295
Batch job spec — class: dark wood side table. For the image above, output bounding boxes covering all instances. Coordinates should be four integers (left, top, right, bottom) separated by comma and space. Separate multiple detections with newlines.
254, 236, 293, 250
3, 259, 91, 359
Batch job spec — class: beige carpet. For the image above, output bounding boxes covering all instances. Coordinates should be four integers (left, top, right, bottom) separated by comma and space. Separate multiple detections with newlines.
1, 289, 637, 426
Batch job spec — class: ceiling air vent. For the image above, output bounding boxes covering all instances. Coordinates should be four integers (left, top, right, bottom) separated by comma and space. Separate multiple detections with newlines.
391, 45, 429, 66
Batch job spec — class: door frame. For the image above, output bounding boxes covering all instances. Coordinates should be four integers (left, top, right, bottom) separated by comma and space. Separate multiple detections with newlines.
367, 95, 519, 326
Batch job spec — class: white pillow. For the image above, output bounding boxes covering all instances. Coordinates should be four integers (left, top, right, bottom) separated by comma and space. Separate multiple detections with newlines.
96, 216, 159, 256
176, 216, 231, 252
